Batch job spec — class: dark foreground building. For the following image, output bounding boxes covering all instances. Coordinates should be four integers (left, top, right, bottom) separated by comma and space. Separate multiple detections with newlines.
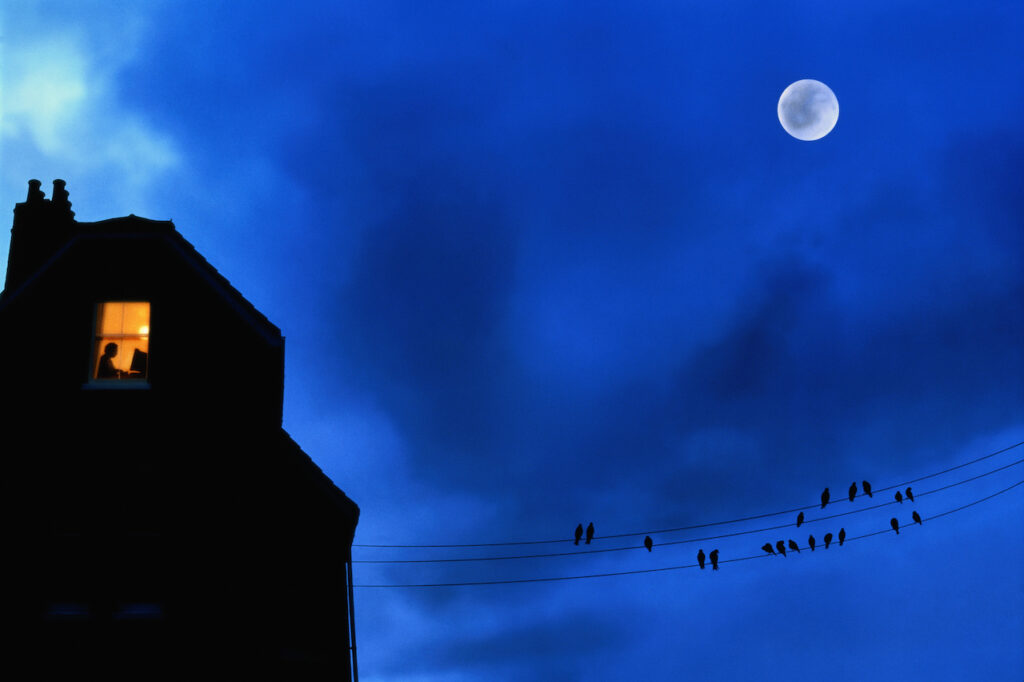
0, 180, 359, 678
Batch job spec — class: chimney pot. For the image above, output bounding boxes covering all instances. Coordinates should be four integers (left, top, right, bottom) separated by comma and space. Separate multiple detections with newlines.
27, 179, 45, 203
51, 179, 74, 219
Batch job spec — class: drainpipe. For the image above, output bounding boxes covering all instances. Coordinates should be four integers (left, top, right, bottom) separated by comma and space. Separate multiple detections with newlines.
347, 552, 359, 682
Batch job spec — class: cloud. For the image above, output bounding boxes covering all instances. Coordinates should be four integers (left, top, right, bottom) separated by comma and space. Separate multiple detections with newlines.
390, 607, 620, 680
0, 14, 181, 224
1, 36, 90, 154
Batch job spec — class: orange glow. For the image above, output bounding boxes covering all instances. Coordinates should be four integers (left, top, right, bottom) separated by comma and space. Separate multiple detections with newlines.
94, 302, 150, 380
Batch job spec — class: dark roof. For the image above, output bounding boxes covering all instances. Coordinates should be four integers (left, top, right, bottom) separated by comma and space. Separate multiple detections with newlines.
1, 215, 282, 345
277, 428, 361, 530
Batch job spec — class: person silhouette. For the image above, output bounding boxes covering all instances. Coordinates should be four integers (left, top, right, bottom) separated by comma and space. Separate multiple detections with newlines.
97, 342, 123, 378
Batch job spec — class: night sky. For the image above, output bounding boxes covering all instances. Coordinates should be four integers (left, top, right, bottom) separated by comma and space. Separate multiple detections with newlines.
3, 2, 1023, 679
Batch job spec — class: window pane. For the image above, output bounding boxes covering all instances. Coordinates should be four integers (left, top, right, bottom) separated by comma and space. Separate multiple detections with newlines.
95, 337, 149, 377
123, 302, 150, 335
93, 302, 150, 381
97, 302, 125, 335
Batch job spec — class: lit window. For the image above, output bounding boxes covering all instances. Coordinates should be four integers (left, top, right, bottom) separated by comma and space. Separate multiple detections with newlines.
93, 302, 150, 381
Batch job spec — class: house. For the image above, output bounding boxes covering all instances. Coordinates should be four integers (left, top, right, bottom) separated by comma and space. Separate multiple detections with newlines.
0, 180, 359, 678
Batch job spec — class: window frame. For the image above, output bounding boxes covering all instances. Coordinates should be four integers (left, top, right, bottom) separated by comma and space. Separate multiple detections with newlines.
84, 300, 152, 389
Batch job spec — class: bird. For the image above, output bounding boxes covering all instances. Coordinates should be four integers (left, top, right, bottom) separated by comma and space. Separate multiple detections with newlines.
788, 539, 801, 554
762, 543, 776, 556
862, 480, 873, 497
912, 511, 922, 525
586, 522, 594, 544
776, 540, 787, 557
574, 524, 583, 546
710, 549, 719, 570
838, 528, 846, 546
821, 487, 830, 508
906, 486, 914, 502
698, 549, 706, 569
824, 532, 833, 549
895, 490, 903, 504
808, 534, 816, 551
890, 517, 899, 534
644, 535, 653, 552
848, 481, 857, 502
796, 512, 804, 527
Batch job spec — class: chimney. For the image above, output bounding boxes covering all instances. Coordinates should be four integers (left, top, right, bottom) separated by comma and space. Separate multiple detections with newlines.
51, 179, 75, 220
3, 179, 78, 295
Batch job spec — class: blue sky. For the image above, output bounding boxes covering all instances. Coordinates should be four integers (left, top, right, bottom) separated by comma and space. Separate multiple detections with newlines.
2, 1, 1023, 679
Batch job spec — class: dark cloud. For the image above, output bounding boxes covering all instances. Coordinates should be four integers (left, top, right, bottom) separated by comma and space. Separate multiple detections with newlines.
418, 608, 620, 679
332, 176, 521, 488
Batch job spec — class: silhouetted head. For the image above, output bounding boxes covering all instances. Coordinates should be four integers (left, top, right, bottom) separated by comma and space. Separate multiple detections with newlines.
104, 342, 119, 358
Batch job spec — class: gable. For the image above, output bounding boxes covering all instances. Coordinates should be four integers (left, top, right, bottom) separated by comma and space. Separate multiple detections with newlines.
1, 215, 281, 347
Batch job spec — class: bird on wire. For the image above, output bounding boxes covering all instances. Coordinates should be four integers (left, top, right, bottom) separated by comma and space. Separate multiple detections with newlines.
710, 549, 719, 570
912, 511, 922, 525
788, 539, 801, 554
838, 528, 846, 546
890, 518, 900, 534
821, 487, 830, 508
895, 490, 903, 504
574, 524, 583, 546
586, 522, 594, 545
848, 482, 857, 502
824, 532, 833, 549
906, 487, 914, 502
808, 535, 816, 551
644, 536, 653, 552
762, 543, 776, 556
796, 512, 805, 527
862, 480, 873, 497
776, 540, 787, 557
698, 549, 706, 569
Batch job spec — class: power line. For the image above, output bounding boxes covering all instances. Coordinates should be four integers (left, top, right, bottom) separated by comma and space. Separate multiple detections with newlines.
353, 454, 1024, 564
353, 440, 1024, 549
352, 477, 1024, 587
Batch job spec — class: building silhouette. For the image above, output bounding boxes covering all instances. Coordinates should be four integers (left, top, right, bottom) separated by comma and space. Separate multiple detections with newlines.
0, 180, 359, 678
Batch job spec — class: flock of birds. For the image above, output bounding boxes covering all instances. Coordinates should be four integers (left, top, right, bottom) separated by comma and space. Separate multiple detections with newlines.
573, 521, 723, 568
763, 481, 923, 558
573, 479, 926, 571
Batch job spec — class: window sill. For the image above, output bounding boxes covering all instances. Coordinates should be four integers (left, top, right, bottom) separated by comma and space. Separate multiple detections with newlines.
82, 380, 151, 390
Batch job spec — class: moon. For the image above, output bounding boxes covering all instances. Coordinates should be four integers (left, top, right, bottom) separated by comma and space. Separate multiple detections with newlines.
777, 79, 839, 141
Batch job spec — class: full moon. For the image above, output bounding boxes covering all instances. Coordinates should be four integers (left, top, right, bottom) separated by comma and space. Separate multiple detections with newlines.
777, 79, 839, 141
